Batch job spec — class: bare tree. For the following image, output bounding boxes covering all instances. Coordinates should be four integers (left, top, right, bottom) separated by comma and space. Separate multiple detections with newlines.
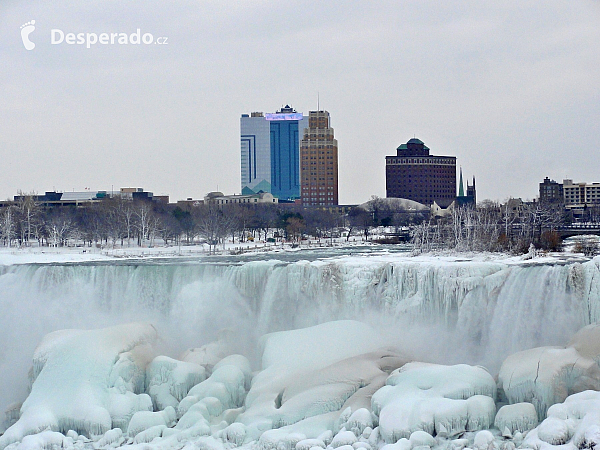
15, 192, 40, 246
0, 206, 16, 247
45, 211, 73, 247
133, 201, 153, 246
196, 205, 234, 254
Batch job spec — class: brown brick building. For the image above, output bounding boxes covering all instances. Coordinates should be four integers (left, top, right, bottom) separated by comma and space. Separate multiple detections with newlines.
385, 138, 456, 208
300, 110, 338, 206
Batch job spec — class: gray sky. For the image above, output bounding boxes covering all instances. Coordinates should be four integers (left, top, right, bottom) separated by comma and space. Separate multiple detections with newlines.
1, 0, 599, 205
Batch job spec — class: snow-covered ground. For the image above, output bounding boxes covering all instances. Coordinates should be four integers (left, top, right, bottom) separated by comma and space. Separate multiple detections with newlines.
2, 242, 600, 449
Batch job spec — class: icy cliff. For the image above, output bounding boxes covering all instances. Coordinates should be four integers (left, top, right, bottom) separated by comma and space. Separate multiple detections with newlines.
0, 323, 157, 449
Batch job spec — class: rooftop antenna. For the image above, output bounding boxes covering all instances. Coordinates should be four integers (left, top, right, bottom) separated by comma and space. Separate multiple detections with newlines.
318, 92, 320, 111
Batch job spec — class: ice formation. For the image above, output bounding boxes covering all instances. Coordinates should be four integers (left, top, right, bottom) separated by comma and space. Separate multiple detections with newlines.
372, 362, 497, 442
239, 321, 408, 443
521, 390, 600, 448
0, 323, 157, 449
4, 255, 600, 449
498, 346, 600, 417
146, 355, 207, 410
494, 403, 538, 437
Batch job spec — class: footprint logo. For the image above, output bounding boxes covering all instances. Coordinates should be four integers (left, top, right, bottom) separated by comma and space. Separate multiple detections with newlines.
20, 20, 36, 50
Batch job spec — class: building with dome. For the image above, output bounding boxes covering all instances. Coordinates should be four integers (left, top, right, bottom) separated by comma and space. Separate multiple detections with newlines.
385, 138, 457, 208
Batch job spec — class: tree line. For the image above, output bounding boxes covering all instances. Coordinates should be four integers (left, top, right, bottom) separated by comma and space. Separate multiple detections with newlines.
0, 193, 596, 254
0, 195, 349, 251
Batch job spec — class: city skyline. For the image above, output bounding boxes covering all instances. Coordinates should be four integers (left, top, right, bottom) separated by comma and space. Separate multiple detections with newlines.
1, 1, 599, 204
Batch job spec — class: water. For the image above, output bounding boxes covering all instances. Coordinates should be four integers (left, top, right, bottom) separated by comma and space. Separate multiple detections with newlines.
1, 247, 598, 416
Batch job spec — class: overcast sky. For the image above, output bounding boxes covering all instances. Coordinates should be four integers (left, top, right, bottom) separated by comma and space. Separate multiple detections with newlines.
1, 1, 599, 204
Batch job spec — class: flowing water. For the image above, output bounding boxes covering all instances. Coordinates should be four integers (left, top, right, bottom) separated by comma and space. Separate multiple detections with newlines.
1, 246, 599, 415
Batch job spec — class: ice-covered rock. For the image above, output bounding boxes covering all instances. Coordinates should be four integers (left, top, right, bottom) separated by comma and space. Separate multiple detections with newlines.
9, 430, 67, 450
537, 417, 572, 445
343, 408, 374, 436
219, 422, 247, 446
380, 437, 411, 450
372, 362, 496, 442
473, 430, 495, 450
494, 403, 537, 436
146, 355, 206, 410
498, 346, 600, 417
296, 438, 326, 450
521, 390, 600, 449
239, 321, 407, 444
95, 428, 124, 447
0, 323, 157, 450
409, 430, 436, 447
331, 429, 357, 448
180, 329, 237, 371
127, 405, 176, 437
568, 323, 600, 363
238, 320, 406, 439
177, 354, 249, 426
132, 424, 167, 444
258, 429, 306, 450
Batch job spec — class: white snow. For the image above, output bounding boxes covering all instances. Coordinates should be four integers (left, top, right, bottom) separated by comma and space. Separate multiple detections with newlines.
146, 355, 207, 410
0, 323, 157, 449
239, 321, 408, 443
494, 403, 538, 436
127, 406, 176, 437
372, 362, 496, 442
3, 248, 600, 450
498, 345, 600, 418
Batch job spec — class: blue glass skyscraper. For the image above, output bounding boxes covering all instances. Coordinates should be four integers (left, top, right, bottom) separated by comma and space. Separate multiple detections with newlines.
241, 105, 306, 201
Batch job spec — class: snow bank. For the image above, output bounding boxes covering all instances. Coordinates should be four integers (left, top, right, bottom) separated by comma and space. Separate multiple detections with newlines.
523, 390, 600, 449
498, 345, 600, 418
239, 321, 407, 445
0, 323, 157, 450
146, 356, 206, 410
127, 406, 176, 437
568, 323, 600, 363
372, 362, 496, 442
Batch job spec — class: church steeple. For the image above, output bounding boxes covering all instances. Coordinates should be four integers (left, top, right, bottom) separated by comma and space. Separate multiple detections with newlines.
458, 167, 465, 197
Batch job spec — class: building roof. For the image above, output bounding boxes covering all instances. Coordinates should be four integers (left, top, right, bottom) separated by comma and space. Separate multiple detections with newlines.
358, 197, 429, 212
60, 192, 98, 201
407, 138, 424, 145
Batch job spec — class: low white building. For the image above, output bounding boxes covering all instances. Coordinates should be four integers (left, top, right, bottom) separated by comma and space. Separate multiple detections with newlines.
204, 191, 278, 205
563, 179, 600, 208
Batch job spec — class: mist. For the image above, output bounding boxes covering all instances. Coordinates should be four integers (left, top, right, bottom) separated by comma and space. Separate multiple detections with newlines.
0, 256, 593, 416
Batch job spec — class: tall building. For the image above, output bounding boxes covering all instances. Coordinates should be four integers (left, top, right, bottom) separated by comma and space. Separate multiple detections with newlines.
385, 138, 456, 208
300, 110, 338, 206
539, 177, 563, 203
240, 106, 307, 201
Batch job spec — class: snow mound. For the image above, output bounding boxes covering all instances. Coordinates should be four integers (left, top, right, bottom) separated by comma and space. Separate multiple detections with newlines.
494, 403, 537, 437
178, 354, 249, 417
259, 320, 386, 371
372, 362, 496, 442
498, 345, 600, 418
180, 329, 237, 371
568, 323, 600, 364
239, 321, 407, 444
0, 323, 157, 450
146, 355, 207, 410
127, 406, 176, 438
523, 390, 600, 449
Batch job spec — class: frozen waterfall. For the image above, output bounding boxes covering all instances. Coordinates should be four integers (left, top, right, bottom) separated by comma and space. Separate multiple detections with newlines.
1, 255, 599, 415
